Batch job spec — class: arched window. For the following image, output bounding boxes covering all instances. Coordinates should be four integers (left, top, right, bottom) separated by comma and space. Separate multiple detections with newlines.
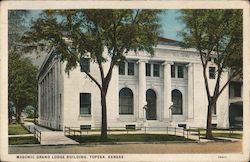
171, 89, 183, 115
119, 88, 134, 114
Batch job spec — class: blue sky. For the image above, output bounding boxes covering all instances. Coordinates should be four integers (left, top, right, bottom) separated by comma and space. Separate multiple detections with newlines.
160, 10, 184, 41
28, 9, 184, 41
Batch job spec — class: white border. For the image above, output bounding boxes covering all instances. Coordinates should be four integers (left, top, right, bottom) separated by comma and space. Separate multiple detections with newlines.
0, 1, 249, 162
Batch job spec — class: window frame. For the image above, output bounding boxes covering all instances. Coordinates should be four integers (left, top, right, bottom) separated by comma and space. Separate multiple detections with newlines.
171, 89, 183, 115
80, 58, 90, 72
127, 62, 135, 76
119, 62, 126, 75
209, 66, 216, 79
80, 93, 91, 115
153, 64, 160, 77
119, 88, 134, 115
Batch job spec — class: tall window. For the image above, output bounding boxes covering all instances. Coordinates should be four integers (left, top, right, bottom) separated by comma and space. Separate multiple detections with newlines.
153, 64, 160, 77
171, 89, 183, 115
209, 67, 216, 79
177, 65, 184, 78
146, 63, 151, 76
119, 61, 134, 76
171, 65, 175, 78
128, 62, 135, 75
80, 93, 91, 114
171, 64, 185, 78
146, 63, 160, 77
80, 58, 90, 72
229, 82, 242, 98
119, 88, 134, 114
119, 62, 125, 75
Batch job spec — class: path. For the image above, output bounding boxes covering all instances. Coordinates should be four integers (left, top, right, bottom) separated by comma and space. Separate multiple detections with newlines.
22, 121, 79, 145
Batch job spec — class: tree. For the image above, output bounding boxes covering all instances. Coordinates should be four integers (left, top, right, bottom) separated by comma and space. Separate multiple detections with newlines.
8, 10, 38, 123
21, 9, 162, 138
8, 10, 29, 50
8, 52, 38, 123
180, 9, 242, 139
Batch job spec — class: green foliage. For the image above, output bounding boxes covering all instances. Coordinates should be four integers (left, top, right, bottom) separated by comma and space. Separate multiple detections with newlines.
180, 9, 242, 73
8, 10, 29, 50
23, 105, 36, 118
8, 52, 38, 121
22, 9, 162, 73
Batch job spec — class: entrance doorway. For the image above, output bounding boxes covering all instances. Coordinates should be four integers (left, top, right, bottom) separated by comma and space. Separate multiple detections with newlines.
146, 89, 157, 120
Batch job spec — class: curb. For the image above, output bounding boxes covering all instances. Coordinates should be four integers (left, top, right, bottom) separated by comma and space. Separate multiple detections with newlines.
9, 140, 242, 147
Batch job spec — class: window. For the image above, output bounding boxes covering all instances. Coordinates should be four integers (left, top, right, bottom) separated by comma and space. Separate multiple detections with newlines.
80, 93, 91, 115
177, 66, 184, 78
171, 65, 175, 78
172, 64, 185, 78
119, 62, 125, 75
119, 61, 134, 76
119, 88, 134, 114
153, 64, 160, 77
171, 89, 183, 115
209, 67, 216, 79
230, 82, 242, 98
80, 58, 90, 72
146, 63, 151, 76
146, 63, 160, 77
128, 62, 135, 75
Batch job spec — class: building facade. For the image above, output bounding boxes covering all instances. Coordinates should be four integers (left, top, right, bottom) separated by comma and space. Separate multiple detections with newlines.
37, 38, 230, 130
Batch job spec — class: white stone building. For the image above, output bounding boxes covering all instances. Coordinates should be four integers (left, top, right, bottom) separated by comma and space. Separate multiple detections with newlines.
37, 37, 229, 130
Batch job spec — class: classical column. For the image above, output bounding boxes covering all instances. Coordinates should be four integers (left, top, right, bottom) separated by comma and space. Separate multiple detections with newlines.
187, 63, 194, 120
163, 61, 172, 121
137, 60, 147, 120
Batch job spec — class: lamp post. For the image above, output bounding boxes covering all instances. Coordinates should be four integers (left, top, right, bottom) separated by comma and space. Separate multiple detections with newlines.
143, 103, 148, 122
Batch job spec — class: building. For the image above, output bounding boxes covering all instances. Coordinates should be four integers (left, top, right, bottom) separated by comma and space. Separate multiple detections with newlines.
228, 76, 243, 128
37, 37, 230, 130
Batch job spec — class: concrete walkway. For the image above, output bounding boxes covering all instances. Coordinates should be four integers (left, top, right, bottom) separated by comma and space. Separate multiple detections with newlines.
22, 122, 79, 145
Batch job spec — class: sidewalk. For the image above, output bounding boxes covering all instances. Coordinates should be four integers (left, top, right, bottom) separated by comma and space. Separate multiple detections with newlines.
22, 121, 79, 145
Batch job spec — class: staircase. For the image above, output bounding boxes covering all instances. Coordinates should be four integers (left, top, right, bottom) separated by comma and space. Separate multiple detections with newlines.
143, 120, 171, 131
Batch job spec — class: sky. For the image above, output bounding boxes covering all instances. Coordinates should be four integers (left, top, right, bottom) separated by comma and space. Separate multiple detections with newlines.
160, 10, 184, 41
28, 9, 184, 41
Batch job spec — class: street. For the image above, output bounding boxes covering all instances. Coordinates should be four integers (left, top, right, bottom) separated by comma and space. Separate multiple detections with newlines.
9, 141, 242, 154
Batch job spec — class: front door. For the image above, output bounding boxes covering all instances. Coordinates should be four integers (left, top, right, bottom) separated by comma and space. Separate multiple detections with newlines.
146, 89, 156, 120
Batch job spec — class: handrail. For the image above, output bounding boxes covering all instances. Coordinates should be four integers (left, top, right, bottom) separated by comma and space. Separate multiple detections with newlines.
34, 127, 41, 142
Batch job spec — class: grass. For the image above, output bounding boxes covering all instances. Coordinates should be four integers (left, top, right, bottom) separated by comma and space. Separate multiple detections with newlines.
200, 132, 242, 139
210, 133, 242, 139
8, 124, 30, 135
68, 134, 194, 143
9, 136, 39, 145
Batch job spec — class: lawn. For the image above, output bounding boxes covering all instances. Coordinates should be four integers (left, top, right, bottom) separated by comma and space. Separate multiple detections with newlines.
200, 132, 242, 139
8, 124, 30, 135
9, 137, 39, 145
210, 133, 242, 139
68, 134, 194, 143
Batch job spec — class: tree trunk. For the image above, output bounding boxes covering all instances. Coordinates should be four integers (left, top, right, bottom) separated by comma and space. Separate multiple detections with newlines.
206, 102, 214, 139
100, 92, 107, 139
16, 110, 21, 123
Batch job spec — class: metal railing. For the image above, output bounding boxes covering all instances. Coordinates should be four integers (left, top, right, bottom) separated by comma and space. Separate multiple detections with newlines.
34, 127, 41, 142
64, 126, 201, 141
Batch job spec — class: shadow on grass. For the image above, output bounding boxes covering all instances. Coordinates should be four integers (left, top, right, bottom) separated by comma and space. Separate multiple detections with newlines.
68, 134, 194, 143
8, 124, 30, 135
